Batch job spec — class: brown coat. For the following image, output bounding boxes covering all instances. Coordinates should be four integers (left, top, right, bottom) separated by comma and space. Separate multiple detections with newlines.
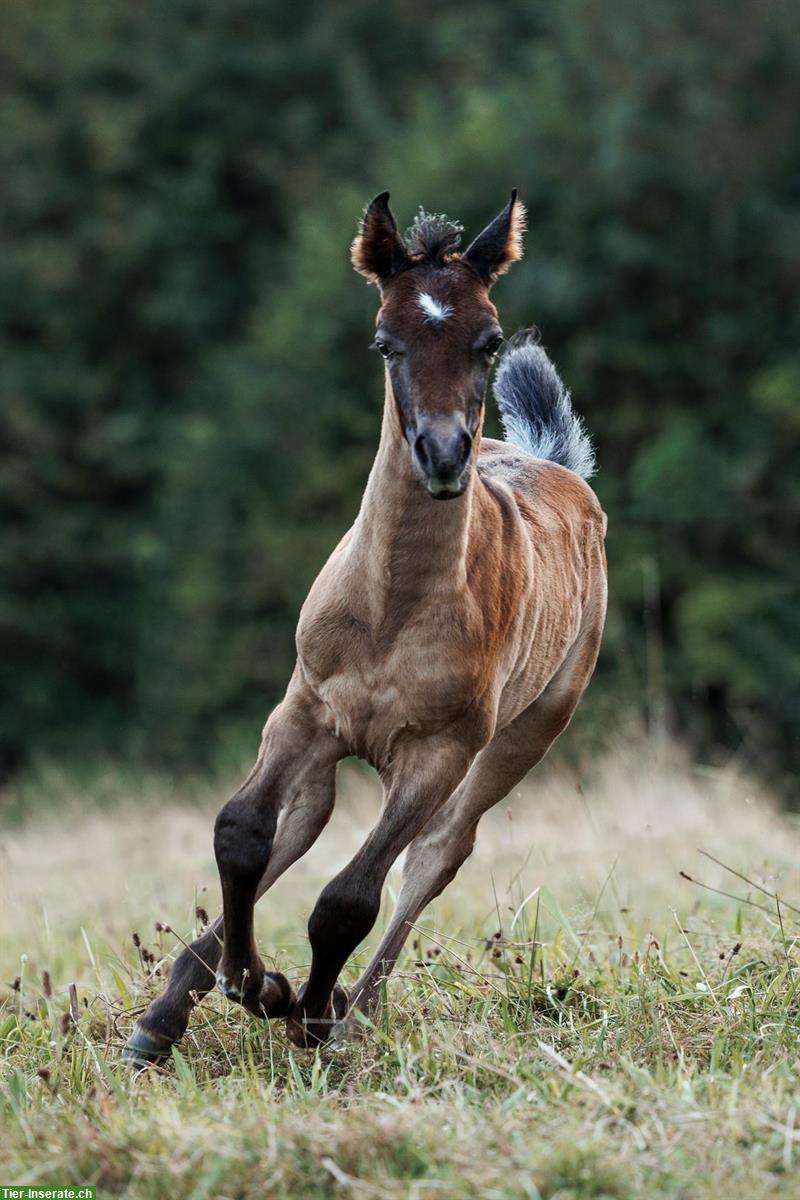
122, 191, 608, 1064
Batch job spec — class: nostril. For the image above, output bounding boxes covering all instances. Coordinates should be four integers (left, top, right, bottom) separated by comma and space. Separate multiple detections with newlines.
459, 430, 472, 466
414, 433, 432, 472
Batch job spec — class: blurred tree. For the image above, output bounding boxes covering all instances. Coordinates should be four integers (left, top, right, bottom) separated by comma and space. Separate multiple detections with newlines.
0, 0, 798, 786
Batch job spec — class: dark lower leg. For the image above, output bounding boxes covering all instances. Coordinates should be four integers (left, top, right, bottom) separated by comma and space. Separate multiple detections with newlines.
122, 908, 294, 1065
123, 699, 344, 1063
213, 788, 293, 1013
286, 876, 381, 1045
122, 917, 223, 1065
122, 781, 323, 1064
285, 746, 474, 1047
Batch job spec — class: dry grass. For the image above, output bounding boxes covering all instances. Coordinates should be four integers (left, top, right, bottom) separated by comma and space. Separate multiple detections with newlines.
1, 738, 799, 1198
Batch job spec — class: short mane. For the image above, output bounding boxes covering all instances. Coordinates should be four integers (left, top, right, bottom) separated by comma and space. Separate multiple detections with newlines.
404, 208, 463, 265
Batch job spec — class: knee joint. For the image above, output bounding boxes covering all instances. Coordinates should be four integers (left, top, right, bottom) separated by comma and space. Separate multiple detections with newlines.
214, 793, 275, 883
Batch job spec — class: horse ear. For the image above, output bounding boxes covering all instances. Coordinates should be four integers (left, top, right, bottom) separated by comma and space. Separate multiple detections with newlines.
351, 192, 409, 285
463, 190, 526, 285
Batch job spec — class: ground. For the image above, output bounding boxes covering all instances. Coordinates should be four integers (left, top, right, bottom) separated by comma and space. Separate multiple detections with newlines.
1, 739, 799, 1199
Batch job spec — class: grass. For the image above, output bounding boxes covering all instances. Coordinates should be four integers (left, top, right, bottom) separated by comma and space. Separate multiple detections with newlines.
1, 738, 799, 1198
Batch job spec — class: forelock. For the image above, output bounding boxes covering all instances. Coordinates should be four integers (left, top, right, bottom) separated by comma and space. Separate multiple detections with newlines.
404, 208, 464, 266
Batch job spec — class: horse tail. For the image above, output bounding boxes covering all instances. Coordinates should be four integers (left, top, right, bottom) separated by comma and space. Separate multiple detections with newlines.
493, 330, 596, 480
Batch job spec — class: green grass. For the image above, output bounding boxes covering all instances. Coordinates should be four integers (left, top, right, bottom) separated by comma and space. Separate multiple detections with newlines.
2, 742, 799, 1198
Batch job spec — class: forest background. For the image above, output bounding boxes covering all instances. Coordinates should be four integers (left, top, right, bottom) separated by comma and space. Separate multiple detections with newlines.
2, 0, 798, 799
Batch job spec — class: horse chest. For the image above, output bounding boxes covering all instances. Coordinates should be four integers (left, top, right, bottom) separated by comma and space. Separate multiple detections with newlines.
296, 599, 483, 761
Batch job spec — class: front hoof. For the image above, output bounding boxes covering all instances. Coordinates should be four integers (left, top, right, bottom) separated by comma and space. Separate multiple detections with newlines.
216, 968, 249, 1006
286, 983, 348, 1048
121, 1023, 175, 1068
217, 968, 295, 1019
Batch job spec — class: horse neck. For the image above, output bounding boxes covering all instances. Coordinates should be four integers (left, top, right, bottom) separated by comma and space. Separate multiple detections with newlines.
349, 384, 478, 605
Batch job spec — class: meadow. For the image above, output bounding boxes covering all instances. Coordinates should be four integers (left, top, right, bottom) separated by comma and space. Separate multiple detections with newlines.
2, 738, 799, 1199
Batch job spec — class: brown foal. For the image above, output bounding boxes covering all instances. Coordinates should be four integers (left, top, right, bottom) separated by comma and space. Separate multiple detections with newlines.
123, 191, 607, 1064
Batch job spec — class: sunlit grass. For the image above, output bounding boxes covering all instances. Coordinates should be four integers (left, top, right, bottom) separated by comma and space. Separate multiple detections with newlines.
2, 740, 799, 1198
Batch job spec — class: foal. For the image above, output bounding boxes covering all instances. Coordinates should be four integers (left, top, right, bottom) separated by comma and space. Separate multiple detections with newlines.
124, 191, 607, 1064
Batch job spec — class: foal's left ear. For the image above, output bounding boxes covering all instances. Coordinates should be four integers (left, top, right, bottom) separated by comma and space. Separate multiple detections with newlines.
464, 190, 526, 285
351, 192, 409, 285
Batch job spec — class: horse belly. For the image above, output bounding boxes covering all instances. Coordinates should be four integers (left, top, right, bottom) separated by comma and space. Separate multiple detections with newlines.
494, 587, 584, 729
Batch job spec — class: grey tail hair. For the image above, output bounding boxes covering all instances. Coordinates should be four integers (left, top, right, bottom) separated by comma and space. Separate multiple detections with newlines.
493, 330, 596, 480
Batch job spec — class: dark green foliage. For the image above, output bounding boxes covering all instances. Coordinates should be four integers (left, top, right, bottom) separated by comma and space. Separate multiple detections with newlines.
1, 0, 798, 784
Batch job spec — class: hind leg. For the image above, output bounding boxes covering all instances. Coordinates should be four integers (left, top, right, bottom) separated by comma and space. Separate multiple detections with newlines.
123, 689, 343, 1065
349, 628, 602, 1021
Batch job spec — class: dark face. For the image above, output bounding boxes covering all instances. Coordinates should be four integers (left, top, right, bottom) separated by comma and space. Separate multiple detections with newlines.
374, 263, 503, 499
351, 190, 525, 498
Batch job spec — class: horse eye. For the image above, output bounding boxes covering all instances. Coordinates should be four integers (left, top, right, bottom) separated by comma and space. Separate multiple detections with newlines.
484, 334, 504, 358
372, 338, 394, 359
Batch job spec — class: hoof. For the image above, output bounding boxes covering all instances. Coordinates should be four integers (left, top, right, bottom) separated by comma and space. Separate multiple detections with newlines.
121, 1023, 175, 1068
216, 968, 295, 1020
285, 983, 349, 1048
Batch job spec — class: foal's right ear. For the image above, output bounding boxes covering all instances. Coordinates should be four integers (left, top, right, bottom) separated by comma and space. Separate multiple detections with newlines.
351, 192, 409, 285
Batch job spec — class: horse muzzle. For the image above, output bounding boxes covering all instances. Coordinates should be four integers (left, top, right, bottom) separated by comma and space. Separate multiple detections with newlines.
411, 421, 473, 500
